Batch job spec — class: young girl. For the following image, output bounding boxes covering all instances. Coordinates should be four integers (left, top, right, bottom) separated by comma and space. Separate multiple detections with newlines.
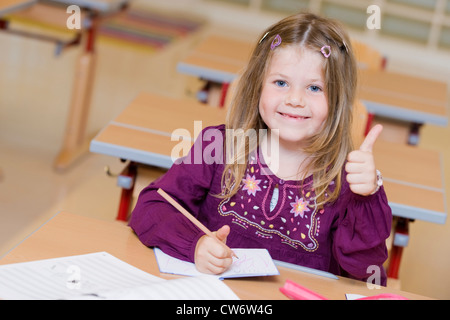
130, 12, 392, 285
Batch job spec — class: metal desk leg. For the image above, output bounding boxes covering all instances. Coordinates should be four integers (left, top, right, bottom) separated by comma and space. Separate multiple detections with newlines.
116, 162, 137, 221
387, 217, 410, 279
408, 122, 422, 146
365, 112, 375, 136
219, 82, 229, 108
197, 81, 229, 107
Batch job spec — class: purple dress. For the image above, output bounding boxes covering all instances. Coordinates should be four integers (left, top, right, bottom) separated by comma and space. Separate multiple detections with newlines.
130, 125, 392, 285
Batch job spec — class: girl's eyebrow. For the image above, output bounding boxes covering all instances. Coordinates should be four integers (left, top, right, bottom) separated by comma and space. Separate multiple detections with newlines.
267, 72, 324, 83
267, 72, 289, 78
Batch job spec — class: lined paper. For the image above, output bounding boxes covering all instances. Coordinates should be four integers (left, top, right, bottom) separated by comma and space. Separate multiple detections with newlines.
0, 252, 239, 300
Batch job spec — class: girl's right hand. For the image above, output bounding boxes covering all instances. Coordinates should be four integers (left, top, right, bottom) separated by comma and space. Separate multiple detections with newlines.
194, 225, 234, 274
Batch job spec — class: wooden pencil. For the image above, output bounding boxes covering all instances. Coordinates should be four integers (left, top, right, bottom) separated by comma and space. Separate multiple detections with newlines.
157, 188, 237, 258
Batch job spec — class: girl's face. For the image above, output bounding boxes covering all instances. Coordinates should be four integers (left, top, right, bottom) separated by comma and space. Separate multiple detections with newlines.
259, 45, 328, 149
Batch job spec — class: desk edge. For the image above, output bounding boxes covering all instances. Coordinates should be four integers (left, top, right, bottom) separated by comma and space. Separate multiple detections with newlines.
90, 140, 173, 169
389, 202, 447, 224
0, 0, 37, 16
362, 100, 448, 126
177, 62, 237, 84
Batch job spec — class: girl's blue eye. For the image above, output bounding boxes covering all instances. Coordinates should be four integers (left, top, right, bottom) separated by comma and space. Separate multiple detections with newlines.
275, 80, 287, 87
309, 85, 321, 92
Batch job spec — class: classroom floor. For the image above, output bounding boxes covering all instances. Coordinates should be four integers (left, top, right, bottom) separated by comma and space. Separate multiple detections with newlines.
1, 11, 450, 299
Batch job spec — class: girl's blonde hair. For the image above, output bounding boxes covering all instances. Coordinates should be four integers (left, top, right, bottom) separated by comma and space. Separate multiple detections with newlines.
222, 12, 357, 207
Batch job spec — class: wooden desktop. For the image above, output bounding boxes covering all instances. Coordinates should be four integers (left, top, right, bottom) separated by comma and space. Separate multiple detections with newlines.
0, 211, 431, 300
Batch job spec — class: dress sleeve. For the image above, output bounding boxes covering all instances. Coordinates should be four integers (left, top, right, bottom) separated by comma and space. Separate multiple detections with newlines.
332, 179, 392, 286
129, 125, 224, 263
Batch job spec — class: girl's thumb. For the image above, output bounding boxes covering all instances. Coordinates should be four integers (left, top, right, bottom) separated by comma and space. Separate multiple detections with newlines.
216, 225, 231, 243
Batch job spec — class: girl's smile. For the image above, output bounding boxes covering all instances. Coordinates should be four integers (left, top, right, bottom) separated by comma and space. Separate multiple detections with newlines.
277, 111, 310, 121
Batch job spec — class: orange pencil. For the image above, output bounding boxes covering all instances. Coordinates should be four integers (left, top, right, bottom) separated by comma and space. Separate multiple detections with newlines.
157, 188, 238, 259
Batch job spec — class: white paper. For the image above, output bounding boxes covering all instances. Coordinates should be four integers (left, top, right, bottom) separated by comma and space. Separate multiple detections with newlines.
154, 248, 279, 279
93, 275, 239, 300
0, 252, 163, 300
0, 252, 239, 300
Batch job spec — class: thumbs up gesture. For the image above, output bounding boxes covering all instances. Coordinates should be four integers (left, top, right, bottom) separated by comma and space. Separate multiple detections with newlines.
345, 125, 383, 196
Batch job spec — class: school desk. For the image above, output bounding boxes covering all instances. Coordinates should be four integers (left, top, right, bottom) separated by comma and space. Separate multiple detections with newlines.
178, 35, 448, 143
1, 0, 129, 170
89, 92, 227, 220
352, 98, 446, 225
48, 0, 128, 12
49, 0, 129, 170
176, 36, 384, 107
353, 98, 447, 278
176, 36, 389, 106
0, 211, 431, 300
0, 0, 36, 16
358, 69, 449, 144
177, 34, 254, 107
376, 138, 447, 278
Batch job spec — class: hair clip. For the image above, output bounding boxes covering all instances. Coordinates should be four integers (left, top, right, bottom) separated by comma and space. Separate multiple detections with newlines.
320, 45, 331, 58
270, 34, 282, 50
259, 31, 269, 44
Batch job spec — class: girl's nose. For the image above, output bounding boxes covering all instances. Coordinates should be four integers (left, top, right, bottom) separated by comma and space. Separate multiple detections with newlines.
285, 90, 305, 107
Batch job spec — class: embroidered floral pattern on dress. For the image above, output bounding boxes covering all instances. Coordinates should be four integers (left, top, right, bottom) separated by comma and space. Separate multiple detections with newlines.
242, 174, 261, 196
290, 196, 310, 218
218, 153, 322, 252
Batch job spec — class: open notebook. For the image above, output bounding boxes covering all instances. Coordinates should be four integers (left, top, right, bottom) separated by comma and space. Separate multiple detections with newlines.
0, 252, 239, 300
154, 248, 279, 279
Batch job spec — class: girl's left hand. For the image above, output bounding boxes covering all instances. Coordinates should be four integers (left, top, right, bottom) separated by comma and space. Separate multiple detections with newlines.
345, 125, 383, 196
